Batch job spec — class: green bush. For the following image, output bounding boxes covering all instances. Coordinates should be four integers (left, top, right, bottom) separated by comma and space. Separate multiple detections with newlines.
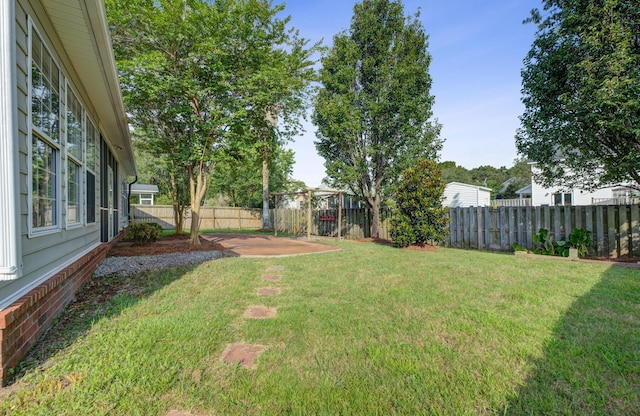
390, 159, 449, 248
126, 222, 162, 245
569, 228, 592, 258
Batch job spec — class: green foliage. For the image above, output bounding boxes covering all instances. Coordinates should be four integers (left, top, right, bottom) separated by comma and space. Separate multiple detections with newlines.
126, 223, 162, 245
517, 1, 640, 191
313, 0, 442, 236
208, 143, 297, 208
439, 159, 532, 199
391, 159, 449, 247
512, 242, 527, 252
532, 228, 555, 256
106, 0, 318, 240
569, 228, 592, 258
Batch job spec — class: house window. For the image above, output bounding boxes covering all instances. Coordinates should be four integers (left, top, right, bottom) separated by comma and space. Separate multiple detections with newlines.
30, 25, 61, 232
86, 119, 97, 223
553, 192, 572, 206
139, 193, 153, 205
66, 89, 83, 226
32, 138, 57, 228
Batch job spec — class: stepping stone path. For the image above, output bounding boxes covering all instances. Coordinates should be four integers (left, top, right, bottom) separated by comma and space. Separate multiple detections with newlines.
243, 305, 277, 319
221, 265, 283, 369
262, 274, 281, 281
267, 265, 284, 271
257, 287, 281, 295
221, 342, 266, 369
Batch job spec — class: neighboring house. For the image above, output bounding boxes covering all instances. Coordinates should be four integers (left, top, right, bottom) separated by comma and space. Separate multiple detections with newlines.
131, 184, 159, 205
0, 0, 136, 384
443, 182, 492, 208
528, 164, 638, 206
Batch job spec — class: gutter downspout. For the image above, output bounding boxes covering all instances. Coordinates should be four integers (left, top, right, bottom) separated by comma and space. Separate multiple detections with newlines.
128, 176, 138, 222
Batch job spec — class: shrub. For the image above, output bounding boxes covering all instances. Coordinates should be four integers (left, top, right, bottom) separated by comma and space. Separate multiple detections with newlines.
126, 222, 162, 245
391, 159, 449, 247
569, 228, 592, 258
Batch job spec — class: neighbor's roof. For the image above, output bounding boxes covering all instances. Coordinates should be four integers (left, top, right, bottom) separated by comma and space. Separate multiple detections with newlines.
446, 182, 492, 192
516, 184, 532, 195
41, 0, 136, 176
130, 184, 159, 193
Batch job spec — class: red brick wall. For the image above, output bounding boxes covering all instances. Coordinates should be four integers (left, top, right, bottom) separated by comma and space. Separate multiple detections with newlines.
0, 241, 115, 385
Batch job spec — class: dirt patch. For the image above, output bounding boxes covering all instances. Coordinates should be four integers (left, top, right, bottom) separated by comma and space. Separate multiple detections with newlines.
243, 306, 277, 319
356, 237, 393, 244
108, 234, 225, 257
257, 287, 281, 296
221, 342, 266, 369
355, 237, 437, 251
403, 243, 438, 252
262, 275, 281, 281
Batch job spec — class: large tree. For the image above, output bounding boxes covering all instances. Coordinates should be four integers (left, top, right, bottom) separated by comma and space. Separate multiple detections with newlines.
313, 0, 442, 238
106, 0, 316, 243
516, 0, 640, 191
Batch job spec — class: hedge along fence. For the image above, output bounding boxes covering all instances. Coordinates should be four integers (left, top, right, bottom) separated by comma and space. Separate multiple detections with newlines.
131, 204, 640, 259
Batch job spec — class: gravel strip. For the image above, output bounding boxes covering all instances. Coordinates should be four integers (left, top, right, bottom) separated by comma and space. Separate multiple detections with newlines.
93, 251, 225, 278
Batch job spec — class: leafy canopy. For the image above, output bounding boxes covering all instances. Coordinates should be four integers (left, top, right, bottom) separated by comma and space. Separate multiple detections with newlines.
313, 0, 442, 237
391, 159, 449, 247
516, 0, 640, 191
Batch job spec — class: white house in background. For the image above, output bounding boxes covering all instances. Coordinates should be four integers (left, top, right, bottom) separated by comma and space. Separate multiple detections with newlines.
131, 184, 159, 205
527, 164, 638, 206
0, 0, 136, 384
443, 182, 492, 207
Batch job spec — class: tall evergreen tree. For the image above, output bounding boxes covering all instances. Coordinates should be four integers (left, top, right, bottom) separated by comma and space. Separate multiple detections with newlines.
313, 0, 442, 238
516, 0, 640, 191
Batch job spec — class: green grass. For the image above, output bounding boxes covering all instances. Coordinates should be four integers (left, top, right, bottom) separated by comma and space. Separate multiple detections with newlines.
2, 242, 639, 415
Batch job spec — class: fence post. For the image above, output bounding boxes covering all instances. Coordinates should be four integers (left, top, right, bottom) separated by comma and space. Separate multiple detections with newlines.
631, 205, 640, 257
619, 206, 629, 257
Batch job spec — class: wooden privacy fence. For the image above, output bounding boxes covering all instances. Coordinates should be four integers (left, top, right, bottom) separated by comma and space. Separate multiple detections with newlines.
447, 205, 640, 258
132, 204, 640, 259
131, 205, 262, 230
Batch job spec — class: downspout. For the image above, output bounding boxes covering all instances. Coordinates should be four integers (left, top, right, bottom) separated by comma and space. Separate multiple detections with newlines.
128, 176, 138, 222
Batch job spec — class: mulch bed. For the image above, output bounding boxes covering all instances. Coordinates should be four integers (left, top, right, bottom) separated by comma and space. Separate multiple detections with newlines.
108, 234, 225, 257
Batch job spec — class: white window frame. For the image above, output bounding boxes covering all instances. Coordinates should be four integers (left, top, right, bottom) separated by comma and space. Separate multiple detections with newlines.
28, 19, 62, 236
85, 116, 98, 224
65, 83, 84, 228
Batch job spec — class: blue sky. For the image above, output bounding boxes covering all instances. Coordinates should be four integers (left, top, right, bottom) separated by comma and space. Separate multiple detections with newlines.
282, 0, 543, 188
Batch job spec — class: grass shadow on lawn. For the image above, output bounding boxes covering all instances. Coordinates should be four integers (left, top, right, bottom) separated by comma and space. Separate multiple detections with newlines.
502, 265, 640, 415
4, 264, 199, 387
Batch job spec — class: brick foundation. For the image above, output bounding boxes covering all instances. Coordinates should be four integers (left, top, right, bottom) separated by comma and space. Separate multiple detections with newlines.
0, 239, 117, 386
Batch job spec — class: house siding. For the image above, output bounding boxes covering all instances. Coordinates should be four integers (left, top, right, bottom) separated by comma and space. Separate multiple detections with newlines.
0, 0, 134, 385
444, 182, 491, 208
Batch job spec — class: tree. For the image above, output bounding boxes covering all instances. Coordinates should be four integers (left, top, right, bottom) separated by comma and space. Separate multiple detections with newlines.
106, 0, 316, 243
390, 159, 448, 247
313, 0, 442, 238
516, 0, 640, 191
208, 143, 297, 208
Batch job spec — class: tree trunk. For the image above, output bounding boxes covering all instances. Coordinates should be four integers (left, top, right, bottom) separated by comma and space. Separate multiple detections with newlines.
189, 164, 209, 245
170, 172, 184, 235
262, 155, 270, 230
370, 195, 381, 239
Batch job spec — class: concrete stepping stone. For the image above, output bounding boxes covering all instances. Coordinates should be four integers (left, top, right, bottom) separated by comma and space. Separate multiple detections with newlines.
257, 287, 281, 296
221, 342, 266, 369
267, 265, 284, 271
262, 274, 281, 281
243, 305, 277, 319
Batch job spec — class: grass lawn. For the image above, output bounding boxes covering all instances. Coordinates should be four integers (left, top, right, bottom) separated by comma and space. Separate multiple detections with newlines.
1, 241, 638, 415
